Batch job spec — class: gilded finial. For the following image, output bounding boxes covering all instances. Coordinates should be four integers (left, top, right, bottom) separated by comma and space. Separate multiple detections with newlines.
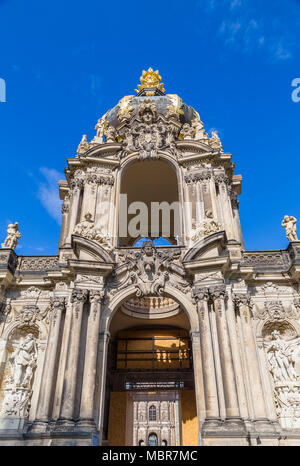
135, 67, 165, 95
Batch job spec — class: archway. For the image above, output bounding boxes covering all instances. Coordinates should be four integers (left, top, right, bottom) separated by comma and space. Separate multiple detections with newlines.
119, 159, 181, 246
101, 294, 200, 446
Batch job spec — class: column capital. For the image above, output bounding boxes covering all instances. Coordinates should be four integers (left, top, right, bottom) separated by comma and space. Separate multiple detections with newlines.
71, 288, 89, 303
192, 286, 209, 303
214, 174, 229, 185
50, 296, 66, 327
89, 289, 104, 304
50, 296, 66, 310
189, 330, 201, 340
233, 293, 252, 308
209, 285, 227, 301
233, 293, 252, 319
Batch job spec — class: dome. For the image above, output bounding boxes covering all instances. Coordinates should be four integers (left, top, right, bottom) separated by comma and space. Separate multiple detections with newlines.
103, 67, 197, 130
76, 68, 224, 157
105, 94, 197, 130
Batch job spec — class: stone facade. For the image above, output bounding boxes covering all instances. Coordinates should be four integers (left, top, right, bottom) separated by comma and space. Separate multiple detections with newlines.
0, 68, 300, 446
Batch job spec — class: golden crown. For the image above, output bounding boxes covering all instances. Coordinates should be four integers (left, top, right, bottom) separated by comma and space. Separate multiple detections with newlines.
135, 67, 165, 94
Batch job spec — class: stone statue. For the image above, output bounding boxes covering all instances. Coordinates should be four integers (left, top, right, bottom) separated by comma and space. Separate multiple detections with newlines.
282, 215, 298, 242
104, 123, 117, 143
77, 134, 89, 155
191, 109, 209, 142
1, 222, 21, 250
190, 210, 220, 244
210, 130, 223, 151
267, 330, 298, 383
91, 111, 108, 144
73, 213, 113, 252
9, 334, 37, 388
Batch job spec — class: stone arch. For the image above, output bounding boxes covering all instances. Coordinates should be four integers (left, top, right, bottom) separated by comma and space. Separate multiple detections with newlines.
100, 283, 199, 334
256, 318, 300, 341
72, 235, 115, 263
116, 153, 184, 247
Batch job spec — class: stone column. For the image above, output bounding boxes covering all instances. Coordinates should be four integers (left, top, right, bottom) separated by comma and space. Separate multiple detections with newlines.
59, 195, 71, 248
78, 289, 103, 428
65, 175, 84, 245
193, 287, 219, 421
233, 294, 268, 422
215, 174, 235, 240
230, 192, 244, 247
225, 296, 249, 420
58, 289, 88, 424
190, 330, 206, 431
34, 297, 66, 425
80, 174, 98, 222
210, 286, 241, 423
97, 330, 110, 444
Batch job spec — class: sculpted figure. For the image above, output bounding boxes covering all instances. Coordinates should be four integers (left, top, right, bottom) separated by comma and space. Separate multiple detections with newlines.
77, 134, 89, 155
190, 210, 220, 244
1, 222, 21, 250
92, 111, 108, 144
191, 109, 209, 142
267, 330, 298, 383
104, 124, 117, 143
282, 215, 298, 242
9, 334, 37, 388
210, 130, 223, 151
73, 213, 113, 252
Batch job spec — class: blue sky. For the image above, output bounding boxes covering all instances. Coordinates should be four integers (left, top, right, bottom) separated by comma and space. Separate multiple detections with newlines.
0, 0, 299, 254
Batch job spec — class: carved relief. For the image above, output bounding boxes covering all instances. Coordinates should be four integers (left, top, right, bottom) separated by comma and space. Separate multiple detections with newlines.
107, 242, 187, 299
189, 209, 220, 244
118, 98, 181, 159
254, 300, 299, 321
264, 330, 300, 429
73, 213, 113, 252
1, 333, 38, 419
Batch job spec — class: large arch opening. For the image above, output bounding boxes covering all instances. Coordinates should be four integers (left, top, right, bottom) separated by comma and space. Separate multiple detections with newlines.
119, 159, 181, 246
102, 296, 199, 446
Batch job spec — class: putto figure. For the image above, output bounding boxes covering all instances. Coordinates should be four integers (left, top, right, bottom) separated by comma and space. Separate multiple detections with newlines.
1, 222, 21, 250
282, 215, 298, 242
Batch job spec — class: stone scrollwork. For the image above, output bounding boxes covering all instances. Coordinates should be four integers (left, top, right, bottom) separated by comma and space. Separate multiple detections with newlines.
255, 300, 299, 321
1, 333, 38, 419
265, 330, 300, 429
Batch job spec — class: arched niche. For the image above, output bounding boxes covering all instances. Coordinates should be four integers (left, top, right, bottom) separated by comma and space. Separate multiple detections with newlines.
118, 158, 181, 246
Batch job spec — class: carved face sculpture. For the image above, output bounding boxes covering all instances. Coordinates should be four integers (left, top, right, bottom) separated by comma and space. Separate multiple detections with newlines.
143, 243, 154, 257
22, 307, 35, 323
142, 110, 154, 124
271, 330, 281, 340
